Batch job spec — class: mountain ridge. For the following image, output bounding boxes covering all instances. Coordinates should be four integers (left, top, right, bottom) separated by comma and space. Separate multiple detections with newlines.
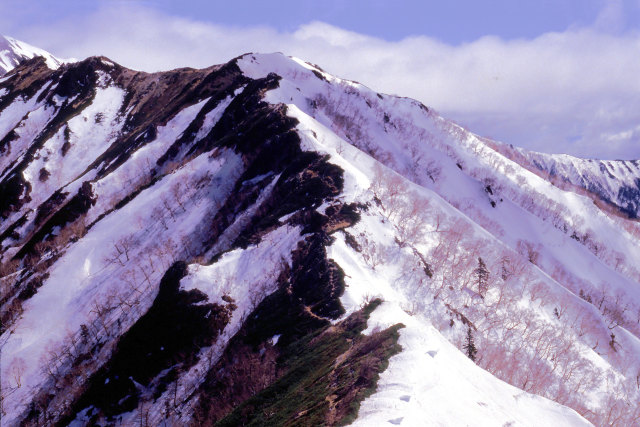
1, 40, 638, 426
0, 35, 69, 77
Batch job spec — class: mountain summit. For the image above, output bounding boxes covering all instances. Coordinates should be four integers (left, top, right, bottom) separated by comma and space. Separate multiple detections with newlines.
1, 41, 639, 426
0, 35, 66, 76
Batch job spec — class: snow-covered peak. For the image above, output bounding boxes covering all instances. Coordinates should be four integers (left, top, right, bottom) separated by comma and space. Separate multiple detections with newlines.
0, 35, 68, 76
1, 47, 638, 426
237, 52, 362, 90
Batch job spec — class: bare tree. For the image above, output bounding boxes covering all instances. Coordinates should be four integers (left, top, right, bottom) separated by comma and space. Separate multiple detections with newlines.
9, 357, 26, 389
360, 237, 386, 271
161, 195, 177, 221
151, 206, 169, 231
171, 182, 187, 212
516, 240, 541, 265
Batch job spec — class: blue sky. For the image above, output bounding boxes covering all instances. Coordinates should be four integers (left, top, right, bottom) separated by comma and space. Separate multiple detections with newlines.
6, 0, 638, 42
145, 0, 637, 41
2, 0, 639, 159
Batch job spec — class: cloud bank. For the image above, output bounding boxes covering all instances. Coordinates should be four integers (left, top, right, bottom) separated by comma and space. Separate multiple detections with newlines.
3, 3, 640, 159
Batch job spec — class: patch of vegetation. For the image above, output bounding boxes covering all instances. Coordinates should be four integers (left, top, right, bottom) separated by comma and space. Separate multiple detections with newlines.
233, 152, 347, 248
0, 174, 32, 219
312, 69, 329, 82
215, 299, 403, 427
61, 125, 72, 156
0, 128, 18, 155
61, 262, 235, 423
343, 230, 361, 252
323, 203, 362, 233
0, 59, 99, 219
15, 182, 94, 259
290, 233, 347, 319
33, 190, 69, 226
38, 167, 50, 182
0, 211, 28, 242
16, 272, 49, 301
193, 228, 347, 425
0, 57, 56, 114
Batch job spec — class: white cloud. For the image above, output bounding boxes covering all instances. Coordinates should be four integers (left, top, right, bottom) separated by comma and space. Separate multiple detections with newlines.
6, 2, 640, 159
594, 0, 626, 33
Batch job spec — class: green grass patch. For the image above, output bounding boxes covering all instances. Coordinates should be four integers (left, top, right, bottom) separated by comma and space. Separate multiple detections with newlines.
215, 299, 403, 427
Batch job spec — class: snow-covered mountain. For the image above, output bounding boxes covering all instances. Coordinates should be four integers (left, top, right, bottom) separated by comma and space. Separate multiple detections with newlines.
484, 140, 640, 219
0, 36, 66, 76
1, 40, 639, 426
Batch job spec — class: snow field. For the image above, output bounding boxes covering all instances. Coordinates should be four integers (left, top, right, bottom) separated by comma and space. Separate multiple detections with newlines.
0, 36, 67, 75
0, 147, 243, 425
21, 78, 126, 211
0, 82, 55, 179
115, 224, 305, 426
351, 302, 590, 427
0, 48, 638, 426
266, 77, 629, 422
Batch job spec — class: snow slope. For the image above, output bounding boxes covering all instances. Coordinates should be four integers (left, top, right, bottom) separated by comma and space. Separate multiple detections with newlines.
353, 303, 589, 427
1, 47, 638, 426
288, 107, 591, 426
0, 36, 67, 76
237, 53, 640, 425
520, 149, 640, 218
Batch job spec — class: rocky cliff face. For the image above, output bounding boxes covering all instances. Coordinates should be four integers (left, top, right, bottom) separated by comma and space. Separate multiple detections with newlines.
1, 43, 639, 426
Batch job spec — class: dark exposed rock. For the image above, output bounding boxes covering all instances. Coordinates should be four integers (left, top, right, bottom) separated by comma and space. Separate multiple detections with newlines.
58, 261, 233, 423
616, 178, 640, 219
0, 58, 100, 218
2, 51, 369, 426
15, 182, 94, 259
